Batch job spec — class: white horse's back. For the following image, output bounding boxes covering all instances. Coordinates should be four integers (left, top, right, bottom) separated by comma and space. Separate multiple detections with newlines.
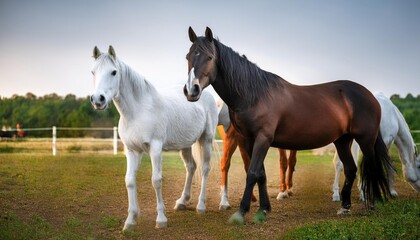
158, 89, 217, 150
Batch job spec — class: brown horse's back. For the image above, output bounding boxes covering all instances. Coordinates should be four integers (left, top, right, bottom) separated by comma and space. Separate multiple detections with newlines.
247, 80, 380, 150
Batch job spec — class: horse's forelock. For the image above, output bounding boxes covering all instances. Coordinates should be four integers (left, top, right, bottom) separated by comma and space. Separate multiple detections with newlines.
195, 37, 217, 59
95, 53, 117, 70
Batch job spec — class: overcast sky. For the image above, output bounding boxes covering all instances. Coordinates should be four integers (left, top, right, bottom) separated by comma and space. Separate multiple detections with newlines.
1, 0, 419, 99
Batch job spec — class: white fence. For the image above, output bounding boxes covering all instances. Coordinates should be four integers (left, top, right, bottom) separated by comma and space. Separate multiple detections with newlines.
1, 127, 420, 156
1, 126, 118, 156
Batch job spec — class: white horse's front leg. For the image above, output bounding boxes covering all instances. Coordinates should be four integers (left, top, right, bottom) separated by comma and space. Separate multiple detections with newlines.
123, 147, 142, 231
332, 152, 342, 201
149, 141, 167, 228
196, 140, 212, 213
175, 148, 196, 210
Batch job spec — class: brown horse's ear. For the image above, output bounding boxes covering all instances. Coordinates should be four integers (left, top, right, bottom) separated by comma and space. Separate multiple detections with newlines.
93, 46, 101, 59
108, 45, 116, 59
189, 26, 197, 43
205, 27, 213, 42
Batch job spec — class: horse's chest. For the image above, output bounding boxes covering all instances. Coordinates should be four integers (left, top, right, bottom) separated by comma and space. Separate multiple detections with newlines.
118, 121, 155, 153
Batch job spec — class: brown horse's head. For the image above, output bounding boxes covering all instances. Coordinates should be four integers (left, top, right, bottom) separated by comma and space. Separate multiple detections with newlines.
183, 27, 217, 102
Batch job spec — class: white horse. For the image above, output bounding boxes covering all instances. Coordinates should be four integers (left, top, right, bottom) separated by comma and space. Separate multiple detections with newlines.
90, 46, 218, 230
333, 92, 420, 202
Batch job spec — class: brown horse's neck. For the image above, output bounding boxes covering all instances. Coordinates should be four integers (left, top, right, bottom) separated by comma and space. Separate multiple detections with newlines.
212, 40, 286, 112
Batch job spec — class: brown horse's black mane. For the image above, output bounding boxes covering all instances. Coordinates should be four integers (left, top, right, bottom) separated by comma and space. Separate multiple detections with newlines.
212, 38, 283, 107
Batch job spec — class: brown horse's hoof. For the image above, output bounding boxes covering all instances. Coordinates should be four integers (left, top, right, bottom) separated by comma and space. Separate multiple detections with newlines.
276, 191, 289, 200
337, 207, 350, 215
251, 194, 258, 202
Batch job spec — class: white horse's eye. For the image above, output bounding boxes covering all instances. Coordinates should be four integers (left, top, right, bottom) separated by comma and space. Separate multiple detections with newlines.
111, 70, 117, 76
91, 71, 95, 76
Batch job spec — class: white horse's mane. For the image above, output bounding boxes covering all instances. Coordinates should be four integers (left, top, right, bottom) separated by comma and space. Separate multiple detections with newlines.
96, 53, 159, 102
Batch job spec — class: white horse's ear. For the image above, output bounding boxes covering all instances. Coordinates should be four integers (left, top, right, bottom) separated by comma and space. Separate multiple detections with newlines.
108, 45, 116, 59
189, 26, 197, 43
205, 27, 213, 42
93, 46, 101, 59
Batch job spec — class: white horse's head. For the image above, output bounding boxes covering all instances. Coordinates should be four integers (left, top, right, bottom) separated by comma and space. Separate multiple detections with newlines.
90, 46, 120, 110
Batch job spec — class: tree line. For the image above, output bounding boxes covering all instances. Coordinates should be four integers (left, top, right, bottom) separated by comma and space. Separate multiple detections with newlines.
0, 92, 419, 142
0, 93, 118, 138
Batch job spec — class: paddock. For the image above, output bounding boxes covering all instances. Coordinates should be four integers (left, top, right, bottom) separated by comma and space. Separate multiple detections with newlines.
0, 141, 419, 239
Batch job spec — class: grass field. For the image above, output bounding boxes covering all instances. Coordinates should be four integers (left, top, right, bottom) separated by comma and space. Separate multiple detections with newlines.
0, 141, 419, 239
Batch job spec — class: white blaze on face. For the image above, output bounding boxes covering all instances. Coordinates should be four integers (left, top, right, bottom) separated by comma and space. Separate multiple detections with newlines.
186, 67, 197, 94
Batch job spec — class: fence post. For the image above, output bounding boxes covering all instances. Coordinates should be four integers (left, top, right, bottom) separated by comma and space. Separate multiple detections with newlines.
113, 126, 118, 155
52, 126, 57, 156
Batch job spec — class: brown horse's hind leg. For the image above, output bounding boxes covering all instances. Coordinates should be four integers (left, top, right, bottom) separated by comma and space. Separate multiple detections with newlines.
334, 134, 357, 214
286, 150, 297, 194
277, 149, 298, 200
277, 149, 289, 199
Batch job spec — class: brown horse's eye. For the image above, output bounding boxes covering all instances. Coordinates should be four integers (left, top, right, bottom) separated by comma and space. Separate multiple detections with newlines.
207, 56, 213, 61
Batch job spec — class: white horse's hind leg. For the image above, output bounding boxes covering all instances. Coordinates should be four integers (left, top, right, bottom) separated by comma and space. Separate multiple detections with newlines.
123, 147, 142, 231
149, 141, 167, 228
196, 140, 212, 214
174, 148, 196, 210
332, 152, 342, 201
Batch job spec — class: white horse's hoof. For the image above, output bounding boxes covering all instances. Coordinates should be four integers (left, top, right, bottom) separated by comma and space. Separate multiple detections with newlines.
196, 208, 206, 214
174, 203, 187, 211
276, 191, 289, 200
390, 190, 398, 198
155, 221, 167, 229
123, 223, 136, 232
337, 208, 350, 215
332, 194, 340, 202
219, 204, 231, 210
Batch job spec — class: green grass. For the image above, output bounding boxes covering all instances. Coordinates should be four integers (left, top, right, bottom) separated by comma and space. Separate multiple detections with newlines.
0, 145, 25, 153
283, 199, 419, 240
0, 146, 418, 239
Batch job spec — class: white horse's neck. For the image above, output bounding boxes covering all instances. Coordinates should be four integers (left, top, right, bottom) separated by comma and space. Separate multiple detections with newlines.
113, 60, 162, 120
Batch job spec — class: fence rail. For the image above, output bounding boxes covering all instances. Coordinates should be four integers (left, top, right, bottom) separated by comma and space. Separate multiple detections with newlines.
1, 126, 118, 156
1, 127, 420, 155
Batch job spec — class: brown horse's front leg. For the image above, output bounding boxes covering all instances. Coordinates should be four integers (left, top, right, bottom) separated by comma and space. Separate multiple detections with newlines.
229, 134, 271, 225
219, 125, 237, 210
237, 138, 258, 202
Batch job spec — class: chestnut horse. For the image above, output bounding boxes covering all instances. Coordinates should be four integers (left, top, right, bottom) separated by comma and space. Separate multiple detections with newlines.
183, 27, 393, 224
217, 101, 297, 210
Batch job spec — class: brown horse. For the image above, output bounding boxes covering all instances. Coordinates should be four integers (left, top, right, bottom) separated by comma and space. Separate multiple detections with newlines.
217, 101, 297, 210
184, 27, 393, 224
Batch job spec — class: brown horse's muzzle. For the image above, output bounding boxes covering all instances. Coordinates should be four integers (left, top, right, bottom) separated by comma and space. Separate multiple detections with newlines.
184, 67, 202, 102
183, 83, 201, 102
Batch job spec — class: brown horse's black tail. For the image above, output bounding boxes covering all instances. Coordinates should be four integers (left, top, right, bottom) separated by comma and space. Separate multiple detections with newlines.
360, 131, 394, 208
